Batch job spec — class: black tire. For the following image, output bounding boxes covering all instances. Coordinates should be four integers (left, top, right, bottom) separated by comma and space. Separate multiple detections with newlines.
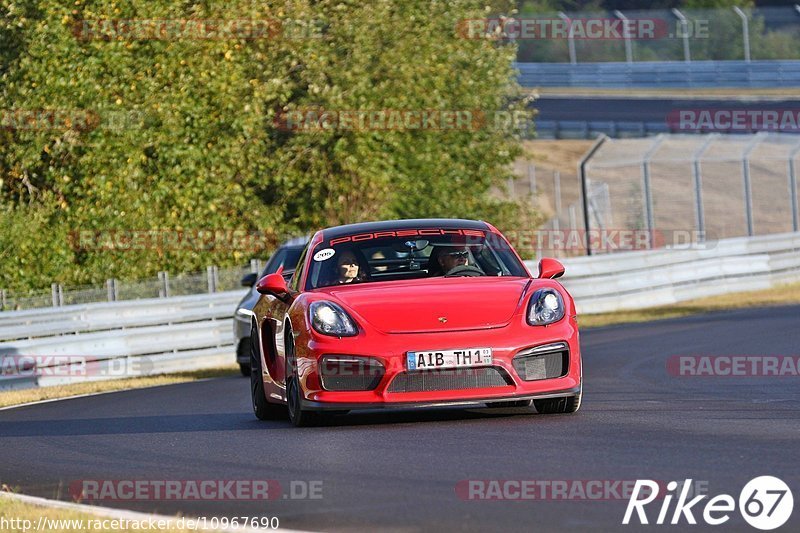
533, 387, 582, 414
237, 339, 251, 377
285, 325, 325, 427
486, 400, 532, 408
250, 323, 287, 421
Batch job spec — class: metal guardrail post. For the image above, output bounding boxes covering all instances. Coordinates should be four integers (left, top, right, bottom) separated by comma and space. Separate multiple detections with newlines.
558, 12, 577, 64
614, 11, 633, 63
158, 271, 170, 298
733, 7, 751, 62
51, 283, 59, 307
742, 133, 766, 237
106, 279, 116, 302
641, 135, 665, 248
207, 266, 218, 294
1, 289, 6, 311
788, 138, 800, 232
578, 135, 608, 256
692, 135, 717, 243
672, 8, 691, 62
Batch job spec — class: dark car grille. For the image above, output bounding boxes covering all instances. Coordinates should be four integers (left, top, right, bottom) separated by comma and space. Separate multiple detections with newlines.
512, 343, 569, 381
387, 367, 511, 393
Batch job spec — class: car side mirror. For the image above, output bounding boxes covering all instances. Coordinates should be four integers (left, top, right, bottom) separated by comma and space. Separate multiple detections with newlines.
256, 272, 289, 296
241, 272, 258, 288
538, 258, 565, 279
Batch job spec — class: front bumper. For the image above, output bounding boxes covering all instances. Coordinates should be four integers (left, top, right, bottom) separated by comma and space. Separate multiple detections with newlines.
292, 314, 582, 409
301, 386, 581, 411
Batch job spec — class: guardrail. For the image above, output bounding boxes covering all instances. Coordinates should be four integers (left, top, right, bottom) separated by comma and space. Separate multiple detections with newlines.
0, 291, 241, 390
516, 60, 800, 88
2, 232, 799, 390
526, 232, 800, 314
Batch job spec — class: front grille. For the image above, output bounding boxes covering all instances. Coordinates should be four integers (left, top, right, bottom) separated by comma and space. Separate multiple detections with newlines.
513, 343, 569, 381
387, 367, 511, 393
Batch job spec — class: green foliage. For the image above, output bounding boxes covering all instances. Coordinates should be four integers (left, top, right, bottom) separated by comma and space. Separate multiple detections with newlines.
1, 0, 534, 292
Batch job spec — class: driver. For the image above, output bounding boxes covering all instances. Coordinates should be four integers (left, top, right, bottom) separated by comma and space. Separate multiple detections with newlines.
438, 246, 470, 274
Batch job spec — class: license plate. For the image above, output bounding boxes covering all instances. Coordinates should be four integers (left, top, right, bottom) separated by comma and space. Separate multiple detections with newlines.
406, 348, 492, 371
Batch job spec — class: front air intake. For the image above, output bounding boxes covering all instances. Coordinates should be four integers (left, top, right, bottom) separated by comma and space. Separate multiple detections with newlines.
512, 342, 569, 381
319, 356, 384, 391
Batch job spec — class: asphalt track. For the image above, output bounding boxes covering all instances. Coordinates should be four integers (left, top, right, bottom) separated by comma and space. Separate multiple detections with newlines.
535, 96, 800, 124
1, 305, 799, 532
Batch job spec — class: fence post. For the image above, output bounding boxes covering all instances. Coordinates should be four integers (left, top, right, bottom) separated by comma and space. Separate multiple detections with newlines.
158, 271, 170, 298
250, 259, 260, 273
672, 9, 691, 62
788, 138, 800, 232
733, 7, 751, 62
51, 283, 59, 307
578, 135, 608, 256
614, 11, 633, 63
558, 12, 577, 64
106, 279, 117, 302
528, 163, 536, 194
207, 266, 218, 294
692, 134, 717, 243
1, 289, 6, 311
742, 133, 766, 237
641, 135, 665, 248
553, 171, 562, 232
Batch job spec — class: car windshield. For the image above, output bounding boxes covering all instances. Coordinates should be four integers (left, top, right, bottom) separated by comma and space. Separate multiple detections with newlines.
305, 229, 528, 289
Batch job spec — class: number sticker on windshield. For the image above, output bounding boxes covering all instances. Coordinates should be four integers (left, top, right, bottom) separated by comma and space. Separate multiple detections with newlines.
313, 248, 336, 262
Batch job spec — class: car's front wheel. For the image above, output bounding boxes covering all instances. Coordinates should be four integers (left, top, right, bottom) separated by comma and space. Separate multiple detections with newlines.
285, 327, 326, 427
533, 387, 582, 414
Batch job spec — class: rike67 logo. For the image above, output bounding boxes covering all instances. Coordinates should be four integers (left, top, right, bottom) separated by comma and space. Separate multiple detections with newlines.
623, 476, 793, 530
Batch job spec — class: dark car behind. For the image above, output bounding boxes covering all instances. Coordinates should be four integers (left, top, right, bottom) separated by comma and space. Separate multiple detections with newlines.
233, 236, 307, 375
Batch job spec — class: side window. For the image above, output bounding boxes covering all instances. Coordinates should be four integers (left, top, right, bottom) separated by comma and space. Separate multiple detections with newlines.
261, 249, 287, 276
290, 246, 309, 292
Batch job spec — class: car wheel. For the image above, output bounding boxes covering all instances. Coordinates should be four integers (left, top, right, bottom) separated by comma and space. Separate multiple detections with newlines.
533, 387, 582, 414
486, 400, 532, 408
237, 339, 251, 377
285, 327, 324, 427
250, 322, 287, 421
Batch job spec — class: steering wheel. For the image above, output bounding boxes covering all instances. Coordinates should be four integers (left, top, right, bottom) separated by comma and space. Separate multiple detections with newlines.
444, 265, 485, 277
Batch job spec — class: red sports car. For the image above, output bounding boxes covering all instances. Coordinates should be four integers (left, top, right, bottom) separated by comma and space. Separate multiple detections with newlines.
249, 219, 582, 426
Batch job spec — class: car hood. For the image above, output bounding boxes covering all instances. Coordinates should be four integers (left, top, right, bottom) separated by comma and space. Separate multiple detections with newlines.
324, 277, 531, 333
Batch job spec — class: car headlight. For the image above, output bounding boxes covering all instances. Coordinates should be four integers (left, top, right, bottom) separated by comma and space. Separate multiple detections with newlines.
310, 301, 358, 337
527, 288, 565, 326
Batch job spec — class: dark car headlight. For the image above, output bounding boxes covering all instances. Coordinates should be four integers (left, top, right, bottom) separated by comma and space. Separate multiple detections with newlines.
310, 301, 358, 337
527, 288, 565, 326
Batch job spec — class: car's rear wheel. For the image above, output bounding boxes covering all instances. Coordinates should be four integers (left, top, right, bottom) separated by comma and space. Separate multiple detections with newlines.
533, 387, 582, 414
285, 326, 325, 427
250, 322, 287, 421
238, 339, 251, 377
